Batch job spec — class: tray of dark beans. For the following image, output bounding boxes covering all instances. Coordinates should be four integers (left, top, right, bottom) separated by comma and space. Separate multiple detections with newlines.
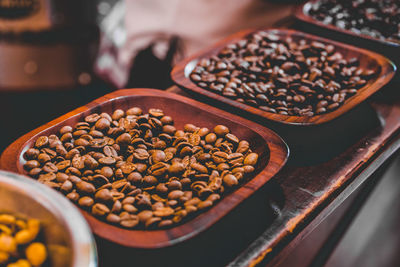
171, 29, 395, 125
0, 89, 288, 248
300, 0, 400, 46
296, 0, 400, 63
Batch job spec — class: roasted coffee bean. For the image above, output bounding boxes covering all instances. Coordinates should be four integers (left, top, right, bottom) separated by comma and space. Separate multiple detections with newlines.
120, 214, 139, 228
153, 207, 174, 218
78, 196, 94, 208
190, 30, 375, 116
76, 181, 96, 195
60, 180, 73, 192
37, 153, 52, 164
212, 151, 228, 164
24, 108, 259, 230
24, 148, 40, 160
92, 203, 110, 217
24, 160, 40, 170
138, 210, 153, 225
223, 174, 239, 187
95, 118, 111, 131
98, 157, 116, 165
95, 189, 113, 203
214, 125, 229, 136
244, 153, 259, 166
151, 150, 166, 163
197, 200, 213, 210
66, 191, 80, 202
35, 136, 49, 148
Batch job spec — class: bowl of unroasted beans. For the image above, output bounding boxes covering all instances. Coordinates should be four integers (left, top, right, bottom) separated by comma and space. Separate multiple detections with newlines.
0, 89, 288, 248
0, 170, 97, 267
171, 28, 395, 125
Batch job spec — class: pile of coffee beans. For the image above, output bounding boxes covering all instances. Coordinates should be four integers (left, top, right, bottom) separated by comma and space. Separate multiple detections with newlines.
308, 0, 400, 43
190, 31, 375, 116
23, 108, 259, 230
0, 214, 47, 267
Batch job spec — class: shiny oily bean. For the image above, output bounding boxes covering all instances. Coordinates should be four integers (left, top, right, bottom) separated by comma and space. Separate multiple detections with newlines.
244, 153, 258, 166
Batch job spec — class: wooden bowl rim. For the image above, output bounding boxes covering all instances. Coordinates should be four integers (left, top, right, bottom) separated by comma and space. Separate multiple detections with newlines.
0, 88, 289, 248
171, 28, 396, 125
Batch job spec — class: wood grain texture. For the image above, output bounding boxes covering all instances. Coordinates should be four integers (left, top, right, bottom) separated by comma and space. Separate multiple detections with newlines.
0, 88, 288, 249
171, 28, 396, 125
295, 0, 400, 49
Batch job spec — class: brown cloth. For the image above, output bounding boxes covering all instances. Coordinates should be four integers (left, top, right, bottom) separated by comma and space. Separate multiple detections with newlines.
95, 0, 296, 88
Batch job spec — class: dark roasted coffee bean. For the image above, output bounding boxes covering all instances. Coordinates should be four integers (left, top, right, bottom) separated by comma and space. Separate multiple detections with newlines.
120, 214, 139, 228
214, 125, 229, 136
24, 148, 40, 160
78, 196, 94, 208
244, 153, 259, 166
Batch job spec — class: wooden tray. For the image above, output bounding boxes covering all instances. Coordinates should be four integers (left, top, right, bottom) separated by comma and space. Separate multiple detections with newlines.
0, 89, 288, 249
295, 0, 400, 49
294, 0, 400, 70
171, 28, 396, 125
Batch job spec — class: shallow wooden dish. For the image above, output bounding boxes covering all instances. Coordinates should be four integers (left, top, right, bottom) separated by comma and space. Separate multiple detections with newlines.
0, 89, 288, 249
295, 0, 400, 49
171, 28, 396, 125
294, 0, 400, 73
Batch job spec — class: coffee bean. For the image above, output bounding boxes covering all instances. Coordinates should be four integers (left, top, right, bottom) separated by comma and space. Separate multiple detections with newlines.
214, 125, 229, 136
24, 160, 40, 170
120, 214, 139, 228
244, 153, 259, 166
95, 118, 111, 131
35, 136, 48, 148
212, 151, 228, 164
106, 213, 121, 224
153, 207, 174, 218
198, 200, 213, 210
223, 174, 239, 187
59, 125, 73, 135
138, 210, 153, 224
78, 196, 94, 208
168, 190, 184, 200
151, 150, 166, 163
92, 203, 110, 217
76, 181, 95, 195
95, 189, 113, 203
24, 148, 39, 160
167, 180, 182, 191
60, 180, 73, 193
66, 191, 80, 202
98, 157, 116, 165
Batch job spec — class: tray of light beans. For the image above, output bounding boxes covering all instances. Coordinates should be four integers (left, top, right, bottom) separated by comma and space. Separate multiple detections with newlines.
1, 89, 288, 246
